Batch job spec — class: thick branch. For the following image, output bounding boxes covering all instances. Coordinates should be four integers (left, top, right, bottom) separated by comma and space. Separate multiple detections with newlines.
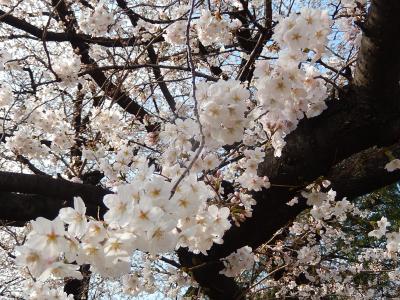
328, 143, 400, 199
0, 171, 108, 202
0, 192, 103, 226
147, 46, 176, 112
0, 192, 64, 225
177, 250, 244, 300
0, 171, 109, 223
0, 9, 143, 47
354, 0, 400, 96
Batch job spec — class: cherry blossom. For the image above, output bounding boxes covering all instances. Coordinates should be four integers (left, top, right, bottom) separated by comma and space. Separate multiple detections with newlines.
385, 159, 400, 172
59, 197, 88, 238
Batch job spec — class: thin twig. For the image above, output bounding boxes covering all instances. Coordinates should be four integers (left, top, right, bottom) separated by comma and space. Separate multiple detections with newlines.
169, 0, 205, 198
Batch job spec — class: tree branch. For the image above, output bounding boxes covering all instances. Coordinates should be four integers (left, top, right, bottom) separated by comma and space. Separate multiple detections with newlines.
0, 171, 109, 223
50, 0, 152, 123
354, 0, 400, 97
0, 9, 148, 47
147, 46, 177, 113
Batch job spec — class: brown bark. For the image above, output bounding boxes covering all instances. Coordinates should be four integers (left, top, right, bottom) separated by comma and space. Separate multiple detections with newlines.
0, 172, 109, 225
354, 0, 400, 97
0, 9, 149, 47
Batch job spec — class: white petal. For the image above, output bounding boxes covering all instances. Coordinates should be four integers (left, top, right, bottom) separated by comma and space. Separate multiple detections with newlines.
74, 197, 86, 214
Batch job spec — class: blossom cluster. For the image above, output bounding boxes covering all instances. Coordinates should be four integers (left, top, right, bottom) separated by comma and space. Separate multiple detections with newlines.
15, 165, 233, 283
300, 182, 354, 221
23, 282, 73, 300
368, 216, 390, 239
164, 21, 187, 45
0, 49, 10, 71
5, 127, 48, 158
237, 147, 270, 191
0, 85, 12, 108
122, 262, 192, 298
196, 10, 240, 46
385, 159, 400, 172
254, 61, 328, 156
53, 52, 81, 86
341, 0, 367, 12
103, 168, 232, 255
369, 216, 400, 256
273, 8, 331, 59
164, 9, 241, 46
254, 8, 331, 156
198, 79, 249, 148
79, 2, 115, 35
220, 246, 256, 277
5, 107, 75, 159
335, 0, 366, 47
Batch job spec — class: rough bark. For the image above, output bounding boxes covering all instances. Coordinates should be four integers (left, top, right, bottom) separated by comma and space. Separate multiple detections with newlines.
354, 0, 400, 97
0, 172, 109, 224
